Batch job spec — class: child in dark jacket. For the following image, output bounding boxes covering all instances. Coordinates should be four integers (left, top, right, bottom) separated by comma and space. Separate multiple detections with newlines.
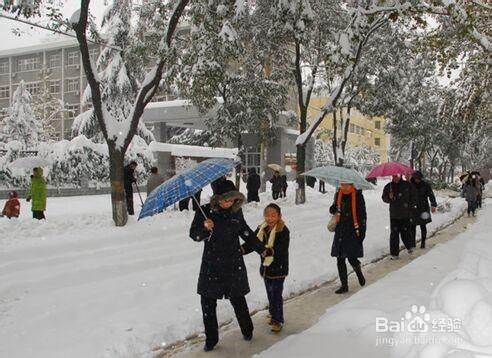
1, 191, 20, 219
243, 203, 290, 333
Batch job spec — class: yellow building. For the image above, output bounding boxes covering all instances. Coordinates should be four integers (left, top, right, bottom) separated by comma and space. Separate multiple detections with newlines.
305, 97, 389, 163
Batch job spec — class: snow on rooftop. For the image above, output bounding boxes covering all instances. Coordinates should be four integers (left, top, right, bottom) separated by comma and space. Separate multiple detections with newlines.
148, 142, 238, 159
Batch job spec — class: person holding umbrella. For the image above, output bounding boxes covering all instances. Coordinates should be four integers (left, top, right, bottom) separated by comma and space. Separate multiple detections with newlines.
382, 174, 417, 259
270, 171, 283, 200
329, 182, 367, 294
410, 171, 437, 249
189, 179, 271, 352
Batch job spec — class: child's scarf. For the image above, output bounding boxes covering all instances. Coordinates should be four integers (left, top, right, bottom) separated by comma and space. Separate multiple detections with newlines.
257, 220, 284, 266
336, 186, 359, 229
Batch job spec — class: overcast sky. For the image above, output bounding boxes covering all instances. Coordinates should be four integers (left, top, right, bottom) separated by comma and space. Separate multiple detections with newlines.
0, 1, 108, 51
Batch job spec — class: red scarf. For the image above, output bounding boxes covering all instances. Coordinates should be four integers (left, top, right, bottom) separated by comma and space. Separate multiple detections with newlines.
336, 186, 359, 229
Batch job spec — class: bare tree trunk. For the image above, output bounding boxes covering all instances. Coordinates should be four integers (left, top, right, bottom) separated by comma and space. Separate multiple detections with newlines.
332, 111, 338, 165
296, 143, 306, 204
109, 146, 127, 226
235, 134, 243, 190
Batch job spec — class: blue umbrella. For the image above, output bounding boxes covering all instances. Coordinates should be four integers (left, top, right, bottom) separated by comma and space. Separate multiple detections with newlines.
303, 166, 374, 190
138, 158, 240, 220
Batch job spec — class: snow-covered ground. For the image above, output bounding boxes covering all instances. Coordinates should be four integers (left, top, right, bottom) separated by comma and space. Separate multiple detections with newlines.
258, 198, 492, 358
0, 182, 466, 358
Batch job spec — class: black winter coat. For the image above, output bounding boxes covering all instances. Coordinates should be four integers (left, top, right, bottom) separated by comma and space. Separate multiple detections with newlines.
329, 190, 367, 258
382, 181, 416, 220
246, 173, 261, 192
410, 179, 437, 225
189, 202, 265, 299
270, 175, 283, 192
243, 223, 290, 278
124, 165, 136, 194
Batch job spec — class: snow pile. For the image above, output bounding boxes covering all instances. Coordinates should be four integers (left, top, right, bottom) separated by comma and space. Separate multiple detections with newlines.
0, 182, 467, 357
258, 199, 491, 358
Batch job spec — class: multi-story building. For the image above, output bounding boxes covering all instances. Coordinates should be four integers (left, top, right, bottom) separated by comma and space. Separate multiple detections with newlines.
0, 39, 101, 140
305, 96, 390, 163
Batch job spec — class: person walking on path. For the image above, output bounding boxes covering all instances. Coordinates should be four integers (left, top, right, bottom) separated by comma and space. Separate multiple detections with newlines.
319, 180, 326, 193
410, 171, 437, 249
246, 168, 261, 203
329, 183, 367, 294
26, 167, 47, 220
382, 175, 417, 259
270, 171, 283, 200
124, 161, 137, 215
1, 191, 20, 219
463, 178, 479, 217
242, 203, 290, 333
189, 180, 270, 352
281, 174, 288, 198
146, 167, 165, 195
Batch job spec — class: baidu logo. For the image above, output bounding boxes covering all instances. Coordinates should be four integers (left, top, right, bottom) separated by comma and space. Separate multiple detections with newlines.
376, 305, 431, 333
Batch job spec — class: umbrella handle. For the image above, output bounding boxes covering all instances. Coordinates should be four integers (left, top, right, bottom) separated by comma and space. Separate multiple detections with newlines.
191, 195, 208, 220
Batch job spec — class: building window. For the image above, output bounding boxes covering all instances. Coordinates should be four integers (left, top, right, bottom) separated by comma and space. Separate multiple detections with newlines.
0, 86, 9, 99
49, 53, 61, 68
67, 51, 80, 66
375, 137, 381, 146
18, 57, 39, 72
0, 62, 8, 74
375, 120, 381, 129
25, 82, 41, 96
241, 145, 261, 174
66, 104, 79, 119
66, 78, 79, 93
49, 80, 61, 94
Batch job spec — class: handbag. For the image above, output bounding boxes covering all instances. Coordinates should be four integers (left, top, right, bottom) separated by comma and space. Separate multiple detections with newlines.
327, 215, 337, 232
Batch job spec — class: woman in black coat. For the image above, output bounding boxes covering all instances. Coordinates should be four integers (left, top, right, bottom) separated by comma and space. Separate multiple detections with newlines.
189, 180, 269, 351
329, 183, 367, 294
410, 171, 437, 249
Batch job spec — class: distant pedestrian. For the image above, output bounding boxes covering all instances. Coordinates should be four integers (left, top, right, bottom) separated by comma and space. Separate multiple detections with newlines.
319, 180, 326, 193
477, 176, 485, 209
329, 183, 367, 294
243, 203, 290, 333
382, 175, 416, 259
246, 168, 261, 203
124, 161, 138, 215
305, 175, 316, 189
189, 180, 269, 352
146, 167, 165, 195
26, 167, 47, 220
270, 171, 283, 200
463, 178, 479, 217
1, 191, 20, 219
410, 171, 437, 249
281, 174, 288, 198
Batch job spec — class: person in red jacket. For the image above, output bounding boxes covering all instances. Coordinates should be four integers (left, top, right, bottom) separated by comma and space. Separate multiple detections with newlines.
1, 191, 20, 219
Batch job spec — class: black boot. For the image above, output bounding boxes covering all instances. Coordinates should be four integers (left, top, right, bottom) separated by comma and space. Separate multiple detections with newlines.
420, 235, 426, 249
353, 264, 366, 287
336, 258, 349, 294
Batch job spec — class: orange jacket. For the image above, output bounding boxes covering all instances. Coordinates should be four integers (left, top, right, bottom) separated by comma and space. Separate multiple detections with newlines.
2, 198, 20, 218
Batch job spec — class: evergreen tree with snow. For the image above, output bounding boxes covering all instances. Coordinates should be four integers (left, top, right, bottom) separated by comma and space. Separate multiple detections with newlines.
1, 80, 43, 149
72, 0, 154, 144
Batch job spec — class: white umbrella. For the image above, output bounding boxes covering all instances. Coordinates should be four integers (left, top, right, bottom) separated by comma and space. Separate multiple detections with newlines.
267, 163, 283, 172
10, 157, 51, 169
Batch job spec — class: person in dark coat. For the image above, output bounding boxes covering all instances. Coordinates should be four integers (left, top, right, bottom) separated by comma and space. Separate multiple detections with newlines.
124, 161, 138, 215
329, 183, 367, 294
305, 175, 316, 188
189, 180, 270, 352
410, 171, 437, 249
382, 175, 417, 259
269, 171, 283, 200
463, 178, 479, 217
242, 203, 290, 333
246, 168, 261, 203
319, 180, 326, 193
281, 174, 288, 198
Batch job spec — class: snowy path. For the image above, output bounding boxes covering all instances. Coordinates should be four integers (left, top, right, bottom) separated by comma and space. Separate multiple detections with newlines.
0, 184, 466, 358
171, 209, 476, 357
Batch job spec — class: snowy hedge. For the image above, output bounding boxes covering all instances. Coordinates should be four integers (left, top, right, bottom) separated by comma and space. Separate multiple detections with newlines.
0, 135, 153, 189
